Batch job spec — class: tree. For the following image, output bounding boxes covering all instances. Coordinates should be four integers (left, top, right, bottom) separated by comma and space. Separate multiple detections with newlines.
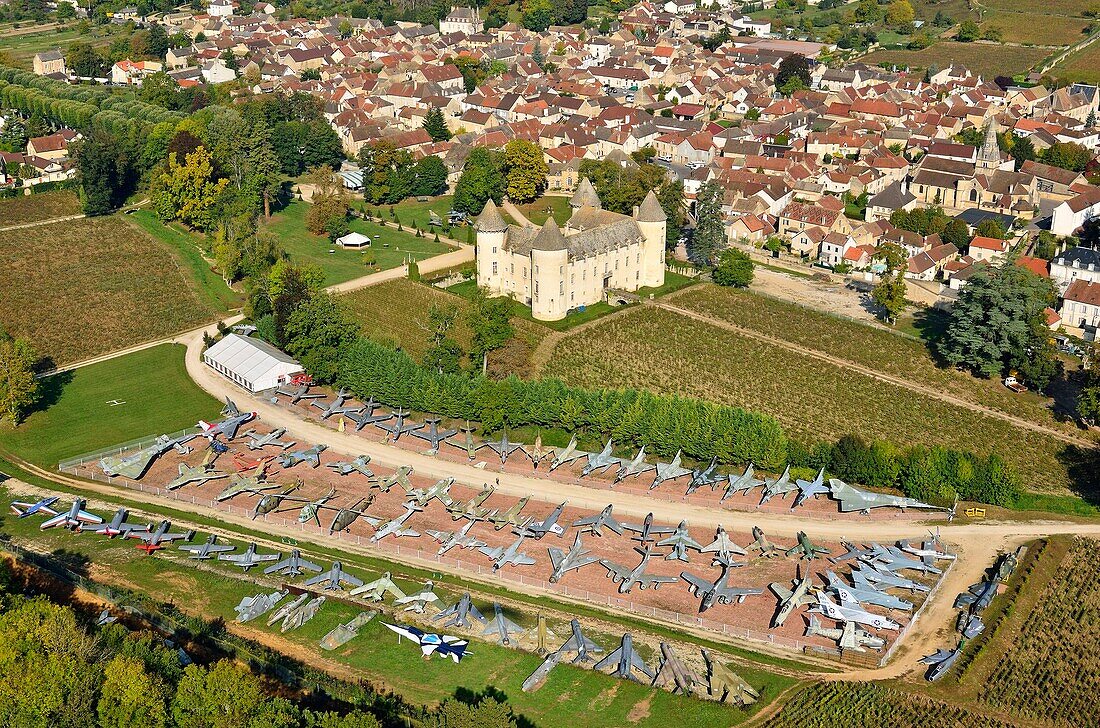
872, 270, 907, 324
421, 302, 464, 374
503, 139, 548, 204
305, 167, 350, 235
692, 181, 726, 266
657, 180, 685, 250
452, 147, 504, 214
0, 113, 27, 152
886, 0, 914, 24
774, 54, 811, 95
957, 20, 980, 42
975, 218, 1006, 240
467, 287, 513, 374
67, 41, 104, 77
412, 155, 448, 197
98, 656, 168, 728
152, 147, 229, 231
73, 128, 135, 216
712, 249, 754, 287
1011, 135, 1036, 170
522, 0, 553, 31
423, 107, 451, 142
1042, 141, 1091, 172
284, 293, 359, 383
941, 219, 971, 248
0, 332, 38, 425
172, 661, 265, 728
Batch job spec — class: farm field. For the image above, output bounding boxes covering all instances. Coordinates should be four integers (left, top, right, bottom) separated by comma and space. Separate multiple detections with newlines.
262, 200, 454, 286
863, 42, 1050, 79
0, 23, 125, 68
1051, 40, 1100, 84
0, 216, 218, 365
980, 12, 1092, 47
984, 0, 1097, 15
542, 306, 1072, 493
0, 344, 223, 467
0, 189, 81, 225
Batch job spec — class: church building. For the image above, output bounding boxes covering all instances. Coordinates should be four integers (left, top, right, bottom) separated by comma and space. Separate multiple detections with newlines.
475, 178, 667, 321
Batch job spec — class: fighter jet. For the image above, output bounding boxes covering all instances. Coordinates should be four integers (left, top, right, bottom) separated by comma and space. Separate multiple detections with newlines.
622, 513, 675, 545
898, 530, 956, 568
434, 593, 485, 628
830, 542, 873, 564
700, 526, 747, 562
100, 432, 195, 479
648, 451, 692, 490
393, 581, 444, 613
657, 521, 703, 561
445, 422, 483, 461
166, 463, 228, 491
685, 456, 723, 495
804, 615, 886, 652
721, 464, 764, 502
243, 428, 295, 451
274, 382, 324, 404
614, 447, 655, 484
812, 592, 901, 631
364, 502, 423, 542
277, 444, 327, 469
218, 543, 280, 570
310, 389, 360, 420
594, 633, 653, 683
197, 399, 256, 441
482, 602, 524, 645
345, 402, 392, 431
824, 571, 913, 611
427, 521, 486, 555
920, 647, 961, 681
572, 505, 624, 537
548, 435, 588, 471
41, 499, 102, 530
600, 547, 678, 593
326, 455, 374, 478
251, 481, 303, 519
866, 544, 941, 574
375, 465, 415, 494
759, 466, 796, 504
382, 622, 470, 663
130, 520, 194, 553
9, 496, 59, 519
407, 477, 454, 507
749, 526, 781, 558
445, 484, 495, 522
791, 468, 828, 509
851, 563, 930, 593
264, 549, 323, 577
79, 507, 150, 538
651, 643, 701, 695
217, 473, 280, 502
557, 619, 603, 663
483, 431, 527, 464
770, 566, 817, 628
517, 502, 566, 539
829, 478, 941, 514
526, 433, 553, 469
350, 572, 406, 602
410, 417, 458, 451
304, 561, 364, 591
682, 558, 763, 612
178, 534, 236, 560
289, 487, 338, 525
487, 497, 531, 531
703, 650, 759, 706
581, 441, 621, 477
959, 614, 985, 639
786, 531, 830, 561
376, 409, 423, 441
954, 579, 1000, 612
547, 532, 599, 582
480, 533, 537, 571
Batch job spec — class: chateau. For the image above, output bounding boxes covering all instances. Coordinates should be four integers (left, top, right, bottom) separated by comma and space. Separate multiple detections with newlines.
475, 180, 667, 321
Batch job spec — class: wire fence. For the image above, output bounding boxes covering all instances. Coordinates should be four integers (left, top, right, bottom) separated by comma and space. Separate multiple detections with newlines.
59, 427, 201, 472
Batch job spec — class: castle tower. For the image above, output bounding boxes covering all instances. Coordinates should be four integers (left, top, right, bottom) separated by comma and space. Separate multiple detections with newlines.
570, 177, 601, 211
636, 190, 667, 288
475, 199, 508, 293
529, 218, 570, 321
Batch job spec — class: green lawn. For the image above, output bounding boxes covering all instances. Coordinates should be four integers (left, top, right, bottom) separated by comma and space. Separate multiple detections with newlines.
0, 344, 223, 467
0, 23, 122, 68
504, 195, 574, 226
357, 195, 457, 232
127, 210, 243, 312
263, 201, 454, 286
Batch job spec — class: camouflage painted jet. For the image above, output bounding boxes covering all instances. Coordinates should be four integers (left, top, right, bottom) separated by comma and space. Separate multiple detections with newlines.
749, 525, 781, 558
613, 447, 655, 485
277, 444, 327, 469
243, 428, 295, 451
648, 451, 692, 491
304, 561, 364, 591
41, 499, 102, 530
657, 521, 703, 561
79, 507, 150, 538
217, 473, 280, 502
721, 464, 764, 502
548, 435, 588, 472
179, 534, 236, 560
805, 615, 886, 652
130, 520, 194, 553
393, 581, 444, 613
685, 456, 723, 495
487, 497, 531, 531
547, 532, 599, 582
445, 484, 495, 522
376, 409, 423, 441
100, 432, 196, 480
166, 463, 228, 491
769, 565, 817, 628
197, 399, 256, 441
526, 433, 553, 469
375, 465, 414, 494
786, 531, 830, 561
310, 389, 361, 420
652, 643, 701, 695
682, 557, 763, 612
594, 633, 653, 683
427, 521, 486, 555
408, 477, 454, 506
444, 422, 483, 461
349, 571, 406, 602
572, 505, 623, 537
326, 455, 374, 478
703, 650, 759, 705
410, 417, 458, 450
219, 543, 280, 570
264, 549, 323, 577
600, 546, 678, 594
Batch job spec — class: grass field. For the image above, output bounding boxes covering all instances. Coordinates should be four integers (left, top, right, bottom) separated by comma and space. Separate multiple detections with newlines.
543, 305, 1072, 493
0, 189, 81, 225
0, 216, 218, 365
863, 42, 1050, 78
359, 195, 455, 232
984, 0, 1097, 14
0, 23, 123, 68
1051, 40, 1100, 84
980, 12, 1093, 46
504, 195, 574, 226
0, 344, 223, 467
262, 201, 454, 286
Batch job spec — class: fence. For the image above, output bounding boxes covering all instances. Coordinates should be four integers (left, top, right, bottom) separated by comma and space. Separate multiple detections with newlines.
58, 426, 200, 472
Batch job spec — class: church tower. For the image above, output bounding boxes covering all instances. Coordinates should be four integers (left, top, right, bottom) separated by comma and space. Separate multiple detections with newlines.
976, 118, 1003, 173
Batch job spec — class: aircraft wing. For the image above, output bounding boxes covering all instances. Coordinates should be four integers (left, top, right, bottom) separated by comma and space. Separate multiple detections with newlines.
600, 560, 632, 580
717, 585, 763, 601
548, 548, 565, 571
658, 532, 703, 550
630, 650, 654, 679
302, 571, 337, 587
561, 630, 601, 656
477, 545, 502, 559
505, 553, 536, 567
75, 509, 102, 524
769, 583, 793, 601
592, 647, 623, 672
681, 572, 715, 593
638, 574, 678, 587
343, 573, 365, 588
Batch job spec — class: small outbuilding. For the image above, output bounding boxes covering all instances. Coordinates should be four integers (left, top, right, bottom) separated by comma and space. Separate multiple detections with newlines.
202, 333, 302, 393
336, 231, 371, 248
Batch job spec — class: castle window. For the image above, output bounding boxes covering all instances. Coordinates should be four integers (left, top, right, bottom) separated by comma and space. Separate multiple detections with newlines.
560, 281, 564, 295
492, 262, 497, 275
492, 246, 497, 253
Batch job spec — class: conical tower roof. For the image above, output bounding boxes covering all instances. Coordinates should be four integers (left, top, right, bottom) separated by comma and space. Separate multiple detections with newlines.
475, 198, 509, 233
978, 118, 1001, 162
570, 177, 602, 209
530, 216, 568, 251
637, 189, 667, 223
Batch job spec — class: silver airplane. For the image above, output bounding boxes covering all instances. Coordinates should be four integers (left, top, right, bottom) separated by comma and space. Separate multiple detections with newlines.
243, 428, 295, 451
594, 633, 653, 683
852, 563, 930, 593
445, 484, 495, 522
487, 497, 531, 531
364, 502, 423, 542
483, 431, 527, 464
786, 531, 830, 561
749, 525, 781, 558
791, 468, 828, 509
622, 513, 674, 545
408, 478, 454, 507
100, 432, 195, 479
959, 614, 985, 639
656, 521, 703, 561
805, 615, 885, 652
166, 463, 228, 491
721, 464, 764, 501
310, 389, 361, 419
614, 447, 655, 484
482, 602, 524, 645
41, 499, 102, 530
375, 465, 414, 494
770, 565, 817, 627
427, 521, 486, 555
700, 526, 748, 561
410, 417, 458, 450
581, 441, 621, 477
898, 529, 956, 568
812, 592, 901, 631
572, 505, 624, 537
759, 465, 796, 504
829, 478, 941, 514
219, 543, 280, 570
866, 544, 942, 574
350, 571, 407, 602
178, 534, 236, 560
824, 571, 913, 611
600, 546, 678, 593
393, 581, 444, 613
548, 435, 588, 471
327, 455, 374, 478
274, 382, 324, 404
557, 619, 603, 663
954, 579, 1000, 612
479, 533, 537, 571
197, 399, 256, 441
547, 532, 599, 582
264, 549, 323, 576
685, 456, 723, 495
682, 558, 763, 612
304, 561, 364, 591
830, 542, 874, 563
277, 444, 327, 469
376, 409, 423, 441
434, 592, 485, 628
517, 502, 566, 539
130, 520, 194, 553
648, 450, 692, 490
920, 647, 961, 681
9, 496, 59, 519
79, 507, 150, 538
